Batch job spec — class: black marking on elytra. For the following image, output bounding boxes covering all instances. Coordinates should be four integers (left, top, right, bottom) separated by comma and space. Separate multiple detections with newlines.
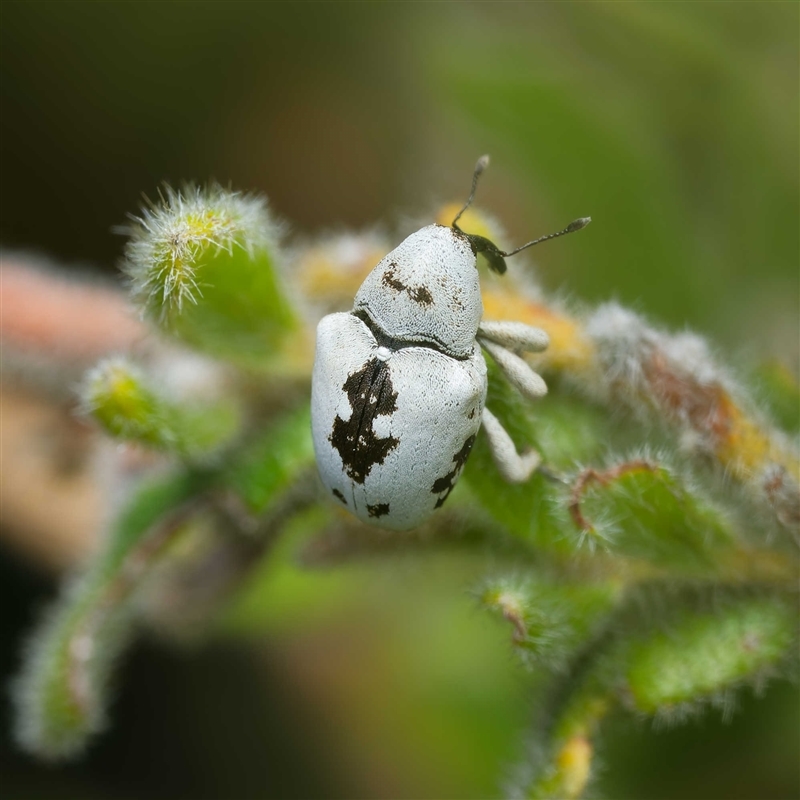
381, 267, 434, 306
367, 502, 390, 518
467, 408, 476, 419
431, 434, 476, 508
332, 488, 347, 505
329, 358, 400, 484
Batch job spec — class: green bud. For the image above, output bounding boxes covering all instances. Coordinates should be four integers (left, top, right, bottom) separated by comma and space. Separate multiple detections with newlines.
122, 185, 297, 368
83, 358, 237, 456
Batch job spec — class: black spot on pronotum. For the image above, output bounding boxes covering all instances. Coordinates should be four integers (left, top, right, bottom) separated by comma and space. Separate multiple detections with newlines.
367, 502, 390, 518
431, 434, 476, 508
409, 286, 433, 305
382, 267, 407, 292
382, 268, 434, 306
332, 489, 347, 505
330, 358, 400, 484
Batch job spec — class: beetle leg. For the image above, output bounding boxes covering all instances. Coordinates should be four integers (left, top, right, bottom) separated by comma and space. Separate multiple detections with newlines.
481, 407, 541, 483
478, 321, 549, 353
478, 337, 547, 400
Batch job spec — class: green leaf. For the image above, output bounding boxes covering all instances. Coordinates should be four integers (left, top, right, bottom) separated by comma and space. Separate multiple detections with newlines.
480, 574, 621, 670
623, 596, 797, 714
517, 590, 797, 799
567, 459, 735, 570
463, 356, 613, 553
225, 404, 316, 515
12, 470, 208, 760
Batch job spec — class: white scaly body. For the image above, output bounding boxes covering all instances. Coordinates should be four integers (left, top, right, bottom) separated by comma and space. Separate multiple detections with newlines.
312, 308, 486, 529
312, 225, 546, 530
311, 157, 588, 530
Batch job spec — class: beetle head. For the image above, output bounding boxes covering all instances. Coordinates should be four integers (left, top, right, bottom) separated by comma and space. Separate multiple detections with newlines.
450, 155, 591, 274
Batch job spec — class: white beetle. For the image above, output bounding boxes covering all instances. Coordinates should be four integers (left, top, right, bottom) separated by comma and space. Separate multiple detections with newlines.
311, 156, 589, 530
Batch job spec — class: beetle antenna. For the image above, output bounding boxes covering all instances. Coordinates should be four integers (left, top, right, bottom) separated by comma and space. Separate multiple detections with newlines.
499, 217, 591, 257
451, 154, 490, 231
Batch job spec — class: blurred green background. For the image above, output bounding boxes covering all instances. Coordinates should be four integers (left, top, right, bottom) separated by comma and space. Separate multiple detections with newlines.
1, 2, 798, 798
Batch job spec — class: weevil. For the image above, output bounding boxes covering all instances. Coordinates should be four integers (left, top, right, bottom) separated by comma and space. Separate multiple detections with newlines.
311, 156, 590, 530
